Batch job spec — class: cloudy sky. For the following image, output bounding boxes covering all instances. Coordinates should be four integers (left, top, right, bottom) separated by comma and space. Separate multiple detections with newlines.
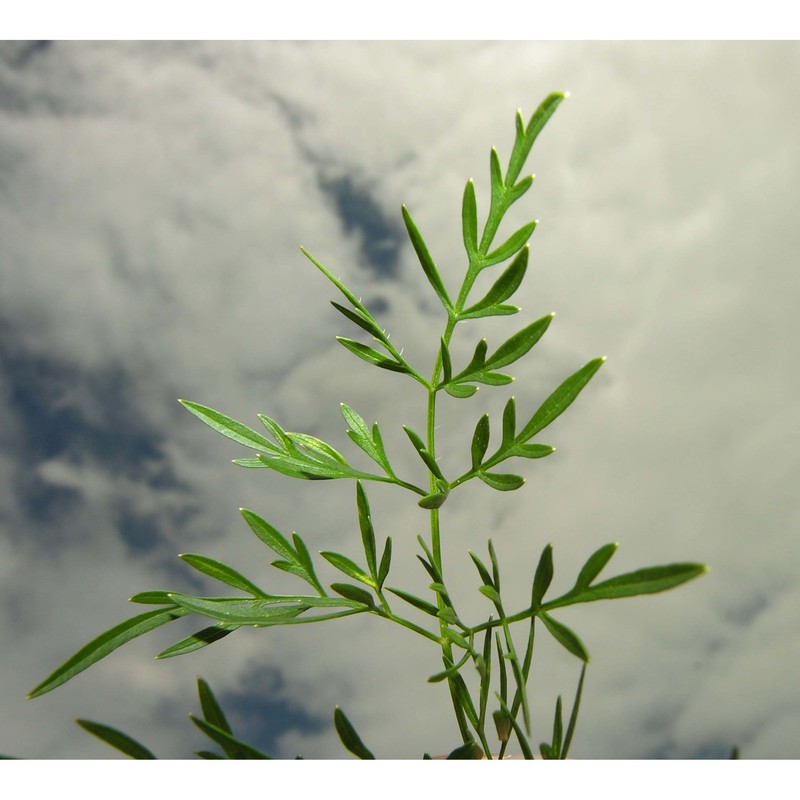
1, 40, 799, 760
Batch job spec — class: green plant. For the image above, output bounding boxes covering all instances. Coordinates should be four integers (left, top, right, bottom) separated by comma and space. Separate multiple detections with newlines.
27, 92, 706, 759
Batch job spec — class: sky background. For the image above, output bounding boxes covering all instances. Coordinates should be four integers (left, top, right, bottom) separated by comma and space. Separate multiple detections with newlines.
1, 40, 799, 760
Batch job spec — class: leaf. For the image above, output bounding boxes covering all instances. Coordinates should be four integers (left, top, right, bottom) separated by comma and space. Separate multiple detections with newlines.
502, 396, 516, 446
551, 695, 563, 757
507, 443, 555, 459
506, 92, 568, 187
462, 179, 478, 258
301, 246, 367, 314
443, 627, 471, 651
561, 662, 587, 759
482, 313, 554, 372
478, 471, 525, 491
439, 338, 453, 384
156, 624, 238, 659
531, 544, 554, 608
287, 432, 349, 465
179, 554, 265, 597
418, 491, 448, 510
479, 584, 501, 604
356, 481, 377, 579
336, 337, 407, 374
197, 677, 232, 734
470, 413, 490, 470
76, 720, 156, 759
330, 301, 384, 340
166, 594, 365, 623
240, 509, 296, 563
574, 542, 619, 590
552, 563, 708, 608
402, 204, 452, 311
28, 606, 190, 699
457, 303, 520, 321
483, 220, 537, 268
469, 551, 494, 588
539, 612, 590, 662
321, 551, 375, 588
402, 426, 445, 481
334, 707, 375, 760
231, 457, 268, 468
519, 357, 605, 442
465, 371, 514, 387
128, 591, 174, 605
329, 583, 375, 608
444, 383, 478, 399
178, 400, 279, 454
489, 147, 504, 211
377, 537, 392, 589
488, 539, 501, 593
386, 587, 440, 617
190, 716, 270, 759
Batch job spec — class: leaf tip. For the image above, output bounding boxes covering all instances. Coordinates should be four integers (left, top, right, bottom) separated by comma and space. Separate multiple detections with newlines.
563, 90, 571, 99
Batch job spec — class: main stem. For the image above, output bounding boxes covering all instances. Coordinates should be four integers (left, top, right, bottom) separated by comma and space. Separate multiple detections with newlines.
426, 382, 472, 745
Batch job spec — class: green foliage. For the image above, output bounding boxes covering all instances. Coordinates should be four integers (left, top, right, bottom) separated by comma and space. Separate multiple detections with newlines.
28, 91, 707, 760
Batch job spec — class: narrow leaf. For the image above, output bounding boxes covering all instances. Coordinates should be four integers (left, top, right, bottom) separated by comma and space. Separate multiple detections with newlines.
386, 587, 439, 617
444, 383, 478, 399
483, 220, 537, 268
190, 716, 270, 759
502, 396, 516, 446
469, 551, 494, 588
330, 301, 384, 340
478, 471, 525, 491
552, 695, 563, 757
167, 594, 365, 622
76, 720, 156, 760
28, 607, 190, 698
356, 481, 377, 579
470, 413, 490, 470
178, 400, 279, 454
574, 543, 619, 590
519, 357, 605, 442
462, 179, 478, 257
179, 554, 265, 597
484, 312, 554, 371
506, 92, 567, 186
334, 707, 375, 760
561, 662, 587, 759
531, 544, 554, 608
320, 552, 375, 587
330, 583, 375, 607
556, 563, 708, 607
539, 612, 590, 662
507, 443, 555, 459
337, 337, 407, 373
156, 623, 238, 659
479, 584, 501, 604
288, 432, 349, 465
377, 537, 392, 589
240, 509, 296, 563
128, 591, 174, 605
402, 204, 452, 310
489, 147, 504, 209
439, 338, 453, 384
197, 677, 232, 734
